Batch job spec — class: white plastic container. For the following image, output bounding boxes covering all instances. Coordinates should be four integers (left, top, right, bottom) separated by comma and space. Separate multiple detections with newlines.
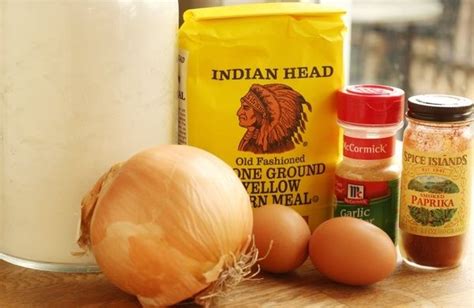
0, 0, 178, 272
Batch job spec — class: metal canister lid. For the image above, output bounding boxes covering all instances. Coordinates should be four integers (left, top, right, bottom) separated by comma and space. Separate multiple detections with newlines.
407, 94, 473, 122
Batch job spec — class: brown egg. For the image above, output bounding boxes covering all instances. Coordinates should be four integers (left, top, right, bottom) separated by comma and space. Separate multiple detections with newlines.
253, 204, 311, 273
309, 217, 397, 286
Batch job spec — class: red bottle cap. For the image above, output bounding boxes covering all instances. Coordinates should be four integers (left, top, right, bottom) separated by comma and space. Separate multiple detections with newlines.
337, 84, 405, 126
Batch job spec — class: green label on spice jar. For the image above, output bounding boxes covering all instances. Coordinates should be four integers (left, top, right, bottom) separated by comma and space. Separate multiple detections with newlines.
333, 176, 399, 242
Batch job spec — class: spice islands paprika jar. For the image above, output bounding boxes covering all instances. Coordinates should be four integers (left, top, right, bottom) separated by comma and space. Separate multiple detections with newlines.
333, 85, 405, 243
400, 95, 473, 269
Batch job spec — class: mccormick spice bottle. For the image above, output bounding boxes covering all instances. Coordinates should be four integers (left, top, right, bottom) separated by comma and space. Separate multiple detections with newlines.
334, 85, 405, 242
400, 95, 473, 269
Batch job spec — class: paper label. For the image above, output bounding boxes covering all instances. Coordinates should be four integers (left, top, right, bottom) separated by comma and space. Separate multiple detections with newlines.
178, 49, 189, 145
343, 136, 395, 160
400, 148, 472, 237
334, 176, 399, 242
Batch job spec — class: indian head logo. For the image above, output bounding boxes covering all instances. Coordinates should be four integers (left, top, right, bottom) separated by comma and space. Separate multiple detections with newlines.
236, 83, 312, 154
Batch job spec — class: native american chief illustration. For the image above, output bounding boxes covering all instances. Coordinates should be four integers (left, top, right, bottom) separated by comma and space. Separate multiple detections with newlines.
236, 83, 312, 154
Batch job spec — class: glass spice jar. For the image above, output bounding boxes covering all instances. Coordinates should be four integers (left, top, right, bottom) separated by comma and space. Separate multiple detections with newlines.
400, 94, 473, 270
334, 84, 405, 243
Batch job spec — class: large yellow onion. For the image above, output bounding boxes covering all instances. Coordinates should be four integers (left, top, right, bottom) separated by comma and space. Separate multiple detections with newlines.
78, 145, 253, 306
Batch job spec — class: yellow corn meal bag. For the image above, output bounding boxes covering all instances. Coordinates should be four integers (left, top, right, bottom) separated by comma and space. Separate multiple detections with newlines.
178, 3, 346, 231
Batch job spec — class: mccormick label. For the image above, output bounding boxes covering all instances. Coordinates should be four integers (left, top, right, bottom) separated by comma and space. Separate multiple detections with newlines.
343, 136, 395, 160
400, 149, 471, 237
334, 176, 399, 242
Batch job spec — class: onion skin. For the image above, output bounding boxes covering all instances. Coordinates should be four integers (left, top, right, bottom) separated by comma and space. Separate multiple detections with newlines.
86, 145, 253, 306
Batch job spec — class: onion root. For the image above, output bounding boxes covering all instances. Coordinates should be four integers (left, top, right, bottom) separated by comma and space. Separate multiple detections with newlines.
194, 236, 267, 307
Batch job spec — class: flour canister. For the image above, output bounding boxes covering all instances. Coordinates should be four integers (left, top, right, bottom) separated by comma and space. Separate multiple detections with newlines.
0, 0, 178, 272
